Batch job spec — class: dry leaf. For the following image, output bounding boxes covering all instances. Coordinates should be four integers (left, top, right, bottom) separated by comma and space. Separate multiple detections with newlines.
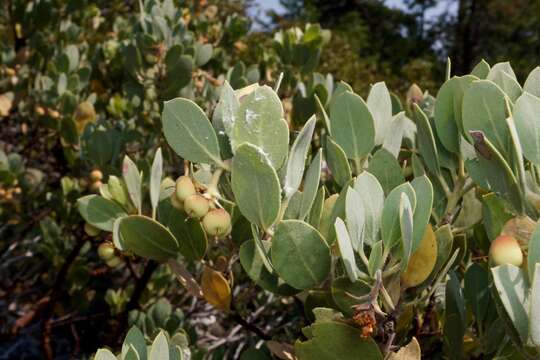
389, 337, 421, 360
401, 224, 437, 288
201, 266, 231, 310
501, 215, 535, 246
168, 260, 203, 298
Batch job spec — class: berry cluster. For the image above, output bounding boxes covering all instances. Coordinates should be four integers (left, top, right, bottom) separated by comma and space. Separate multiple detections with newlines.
0, 182, 21, 203
171, 176, 231, 238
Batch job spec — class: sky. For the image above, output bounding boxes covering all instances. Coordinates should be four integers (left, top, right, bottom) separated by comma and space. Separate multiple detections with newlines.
252, 0, 457, 23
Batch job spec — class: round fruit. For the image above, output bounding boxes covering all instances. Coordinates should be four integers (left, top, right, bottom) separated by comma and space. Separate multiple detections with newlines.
202, 209, 232, 237
90, 169, 103, 182
98, 242, 115, 260
170, 193, 184, 210
84, 223, 101, 237
90, 180, 102, 193
184, 194, 210, 218
490, 235, 523, 267
106, 256, 123, 268
48, 109, 60, 119
35, 106, 45, 116
175, 176, 196, 202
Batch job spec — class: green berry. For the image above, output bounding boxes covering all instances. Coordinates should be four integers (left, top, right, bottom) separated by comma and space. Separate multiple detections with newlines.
184, 194, 210, 218
98, 243, 115, 260
84, 223, 101, 237
175, 176, 196, 202
106, 256, 122, 268
202, 209, 232, 237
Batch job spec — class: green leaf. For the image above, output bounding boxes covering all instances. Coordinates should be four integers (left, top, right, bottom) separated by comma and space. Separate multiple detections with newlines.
462, 80, 511, 157
466, 131, 524, 213
159, 201, 207, 261
325, 136, 352, 187
329, 91, 375, 160
123, 155, 142, 213
367, 148, 404, 196
524, 67, 540, 98
513, 92, 540, 165
345, 187, 365, 252
488, 69, 522, 102
529, 264, 540, 347
95, 349, 117, 360
299, 150, 322, 221
399, 193, 414, 271
491, 264, 529, 342
150, 148, 163, 216
331, 277, 371, 317
239, 239, 298, 295
353, 172, 384, 246
434, 75, 476, 153
194, 42, 213, 66
464, 263, 490, 325
149, 331, 169, 360
118, 215, 179, 262
231, 143, 281, 230
444, 272, 466, 359
481, 193, 514, 241
295, 321, 383, 360
162, 98, 223, 166
382, 112, 410, 158
65, 44, 80, 72
231, 85, 289, 169
214, 81, 238, 137
414, 104, 440, 175
367, 82, 392, 145
271, 220, 331, 289
122, 326, 147, 360
471, 59, 490, 79
381, 183, 416, 250
284, 116, 316, 198
368, 241, 383, 276
411, 175, 433, 252
528, 221, 540, 282
489, 62, 517, 80
334, 217, 360, 282
77, 195, 127, 231
308, 187, 325, 228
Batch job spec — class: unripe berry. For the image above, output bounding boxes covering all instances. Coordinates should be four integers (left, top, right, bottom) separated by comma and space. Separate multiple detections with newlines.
184, 194, 210, 218
175, 176, 196, 202
202, 209, 232, 237
106, 256, 122, 268
98, 242, 115, 260
170, 193, 184, 210
84, 223, 101, 237
490, 235, 523, 267
90, 169, 103, 182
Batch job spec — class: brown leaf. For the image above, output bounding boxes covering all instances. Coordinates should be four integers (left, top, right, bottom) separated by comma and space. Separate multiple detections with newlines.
168, 260, 203, 298
501, 215, 536, 246
201, 266, 231, 310
0, 93, 13, 118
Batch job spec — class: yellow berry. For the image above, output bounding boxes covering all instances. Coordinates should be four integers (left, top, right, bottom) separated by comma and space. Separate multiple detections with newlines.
184, 194, 210, 218
202, 209, 232, 237
98, 243, 115, 260
106, 256, 122, 268
175, 176, 196, 202
490, 235, 523, 267
170, 193, 184, 210
90, 180, 102, 193
90, 169, 103, 182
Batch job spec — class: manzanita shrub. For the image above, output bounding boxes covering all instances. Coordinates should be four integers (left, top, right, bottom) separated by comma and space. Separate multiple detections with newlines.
84, 58, 540, 359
